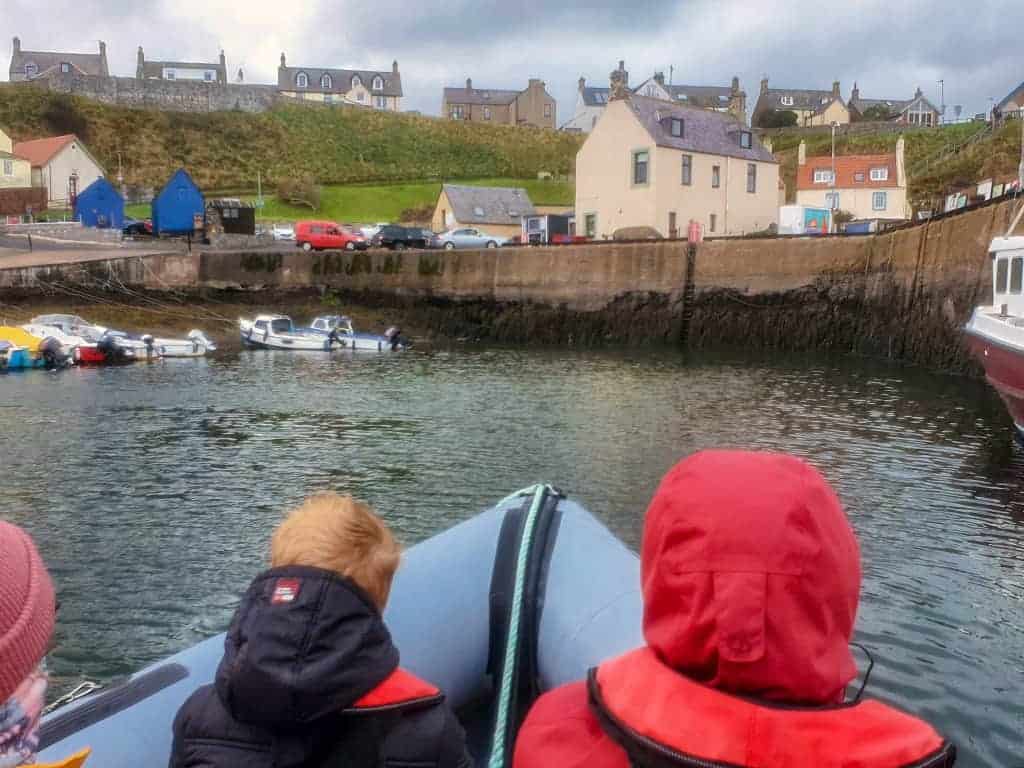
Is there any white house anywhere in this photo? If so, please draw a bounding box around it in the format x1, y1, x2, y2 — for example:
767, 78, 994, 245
13, 134, 106, 207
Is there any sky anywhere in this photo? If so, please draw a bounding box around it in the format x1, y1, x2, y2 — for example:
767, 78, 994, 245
2, 0, 1022, 123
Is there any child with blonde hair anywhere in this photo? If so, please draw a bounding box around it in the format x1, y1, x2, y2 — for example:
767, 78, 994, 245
170, 493, 470, 768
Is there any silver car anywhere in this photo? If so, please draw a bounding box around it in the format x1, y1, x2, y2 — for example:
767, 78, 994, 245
436, 228, 506, 250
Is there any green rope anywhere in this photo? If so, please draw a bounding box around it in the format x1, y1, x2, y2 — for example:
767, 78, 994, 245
487, 483, 549, 768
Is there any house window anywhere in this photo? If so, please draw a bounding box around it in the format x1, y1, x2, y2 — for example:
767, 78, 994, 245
712, 165, 720, 188
321, 73, 332, 89
372, 76, 384, 91
813, 169, 834, 184
681, 154, 692, 186
296, 72, 308, 88
544, 103, 552, 117
826, 191, 840, 209
60, 62, 70, 73
484, 106, 492, 120
780, 95, 794, 106
1012, 257, 1024, 294
996, 258, 1009, 293
584, 213, 597, 238
204, 71, 213, 81
746, 163, 757, 193
24, 62, 38, 77
670, 118, 684, 137
166, 70, 176, 80
357, 92, 365, 102
351, 74, 362, 89
633, 150, 649, 186
870, 167, 889, 181
854, 171, 865, 182
739, 131, 752, 149
645, 85, 657, 96
2, 160, 12, 176
450, 105, 465, 119
375, 95, 387, 109
872, 191, 887, 211
709, 213, 717, 232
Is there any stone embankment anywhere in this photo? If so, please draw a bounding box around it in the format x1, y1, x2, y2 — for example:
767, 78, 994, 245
1, 198, 1019, 373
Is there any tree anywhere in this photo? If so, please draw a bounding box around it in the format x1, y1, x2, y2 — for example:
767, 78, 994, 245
860, 105, 893, 122
757, 109, 798, 128
276, 175, 321, 210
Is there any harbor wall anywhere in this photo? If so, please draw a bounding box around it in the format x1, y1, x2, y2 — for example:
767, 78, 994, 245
1, 198, 1018, 371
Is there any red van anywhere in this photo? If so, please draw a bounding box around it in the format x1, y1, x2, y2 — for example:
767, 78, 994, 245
294, 221, 367, 251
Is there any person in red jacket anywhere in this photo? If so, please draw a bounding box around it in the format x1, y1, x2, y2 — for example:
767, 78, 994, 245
513, 450, 956, 768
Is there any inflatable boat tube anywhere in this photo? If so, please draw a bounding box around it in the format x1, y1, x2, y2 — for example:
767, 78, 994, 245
36, 487, 643, 767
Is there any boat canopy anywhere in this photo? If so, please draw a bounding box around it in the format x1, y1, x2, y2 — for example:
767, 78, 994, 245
991, 236, 1024, 315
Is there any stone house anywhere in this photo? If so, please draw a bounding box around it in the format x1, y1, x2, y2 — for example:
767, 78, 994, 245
136, 47, 227, 84
752, 78, 850, 127
277, 54, 402, 111
442, 79, 556, 129
848, 84, 941, 126
994, 80, 1024, 120
794, 138, 909, 221
432, 184, 536, 237
0, 128, 32, 190
575, 73, 780, 239
8, 36, 108, 81
13, 134, 105, 207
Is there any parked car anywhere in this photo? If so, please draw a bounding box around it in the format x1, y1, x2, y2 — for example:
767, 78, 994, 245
436, 228, 507, 250
410, 228, 440, 248
371, 225, 428, 250
122, 218, 153, 237
360, 222, 391, 240
295, 220, 368, 251
272, 223, 295, 241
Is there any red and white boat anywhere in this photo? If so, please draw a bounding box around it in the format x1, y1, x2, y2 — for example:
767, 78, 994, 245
964, 235, 1024, 437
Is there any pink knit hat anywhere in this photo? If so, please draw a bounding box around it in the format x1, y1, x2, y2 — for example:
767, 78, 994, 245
0, 521, 55, 702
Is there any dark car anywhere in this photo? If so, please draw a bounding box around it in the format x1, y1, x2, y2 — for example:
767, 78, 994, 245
122, 218, 153, 237
371, 225, 428, 250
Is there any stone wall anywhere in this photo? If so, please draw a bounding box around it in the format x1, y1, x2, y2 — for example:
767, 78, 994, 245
0, 187, 48, 216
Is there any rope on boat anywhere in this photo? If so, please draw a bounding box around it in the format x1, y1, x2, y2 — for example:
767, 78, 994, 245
487, 483, 552, 768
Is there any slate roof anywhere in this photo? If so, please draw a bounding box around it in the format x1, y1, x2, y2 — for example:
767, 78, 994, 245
581, 86, 610, 106
663, 84, 732, 109
142, 60, 225, 79
850, 94, 939, 118
444, 87, 521, 106
10, 48, 106, 79
442, 184, 536, 226
629, 95, 776, 163
995, 80, 1024, 112
12, 134, 76, 166
756, 88, 840, 116
278, 66, 402, 97
796, 154, 899, 190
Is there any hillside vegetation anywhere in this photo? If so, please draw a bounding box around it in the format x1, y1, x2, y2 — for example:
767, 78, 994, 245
0, 86, 582, 190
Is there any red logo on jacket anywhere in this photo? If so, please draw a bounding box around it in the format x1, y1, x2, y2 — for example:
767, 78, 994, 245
271, 578, 301, 605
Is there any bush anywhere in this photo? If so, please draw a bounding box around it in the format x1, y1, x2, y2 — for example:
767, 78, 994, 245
42, 94, 89, 141
860, 105, 893, 122
276, 175, 321, 210
758, 110, 798, 128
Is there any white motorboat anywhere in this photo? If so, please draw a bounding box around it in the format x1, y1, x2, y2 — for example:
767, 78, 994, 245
239, 314, 346, 351
20, 323, 88, 361
31, 314, 215, 359
147, 330, 217, 358
308, 315, 408, 351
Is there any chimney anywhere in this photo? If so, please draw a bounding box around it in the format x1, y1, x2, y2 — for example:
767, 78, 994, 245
219, 49, 226, 72
617, 59, 629, 87
99, 40, 107, 74
609, 62, 630, 101
654, 71, 665, 86
851, 81, 859, 103
832, 80, 840, 98
728, 78, 747, 125
136, 45, 144, 79
392, 60, 399, 74
578, 76, 586, 91
760, 76, 769, 95
798, 140, 806, 167
914, 86, 922, 99
896, 134, 906, 188
237, 67, 244, 83
466, 77, 473, 91
280, 52, 286, 69
731, 75, 740, 94
12, 36, 20, 54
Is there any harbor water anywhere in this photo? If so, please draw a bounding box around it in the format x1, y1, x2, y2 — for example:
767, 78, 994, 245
0, 346, 1021, 766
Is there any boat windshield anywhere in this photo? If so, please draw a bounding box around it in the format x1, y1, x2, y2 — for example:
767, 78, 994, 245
270, 318, 294, 334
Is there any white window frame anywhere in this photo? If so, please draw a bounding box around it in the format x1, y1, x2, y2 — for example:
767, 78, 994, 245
544, 103, 552, 118
584, 213, 597, 238
321, 73, 332, 89
166, 70, 176, 80
869, 167, 889, 181
483, 106, 492, 120
296, 72, 308, 89
633, 149, 650, 187
872, 191, 887, 211
681, 154, 692, 186
670, 118, 683, 138
60, 62, 70, 73
813, 169, 834, 184
24, 62, 38, 77
351, 74, 362, 89
2, 159, 13, 176
740, 131, 752, 149
711, 165, 720, 188
372, 76, 384, 91
204, 71, 214, 82
746, 163, 757, 193
780, 95, 794, 106
375, 95, 387, 110
826, 191, 840, 210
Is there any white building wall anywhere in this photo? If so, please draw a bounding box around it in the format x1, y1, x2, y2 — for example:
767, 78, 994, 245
44, 142, 105, 207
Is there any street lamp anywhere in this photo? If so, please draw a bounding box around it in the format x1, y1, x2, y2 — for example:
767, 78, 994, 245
937, 79, 944, 125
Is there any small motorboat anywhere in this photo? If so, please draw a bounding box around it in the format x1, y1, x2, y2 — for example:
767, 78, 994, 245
0, 326, 71, 369
20, 323, 87, 362
239, 314, 346, 351
964, 235, 1024, 437
146, 330, 217, 358
31, 315, 216, 360
35, 487, 641, 768
308, 314, 408, 351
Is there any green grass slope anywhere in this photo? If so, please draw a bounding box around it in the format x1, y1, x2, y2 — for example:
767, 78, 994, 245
0, 86, 582, 190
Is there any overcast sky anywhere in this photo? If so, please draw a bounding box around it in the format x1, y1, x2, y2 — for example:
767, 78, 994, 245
3, 0, 1021, 122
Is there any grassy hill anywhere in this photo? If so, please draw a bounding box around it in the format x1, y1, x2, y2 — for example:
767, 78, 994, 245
0, 86, 582, 190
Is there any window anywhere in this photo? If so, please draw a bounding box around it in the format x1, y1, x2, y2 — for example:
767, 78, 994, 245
584, 213, 597, 238
709, 213, 717, 232
872, 191, 887, 211
204, 71, 213, 81
372, 76, 384, 91
813, 169, 834, 184
321, 73, 332, 89
711, 165, 720, 188
826, 192, 840, 209
746, 163, 757, 193
2, 160, 12, 176
544, 103, 552, 118
24, 62, 37, 77
1012, 258, 1024, 294
681, 154, 692, 186
739, 131, 752, 149
854, 171, 865, 183
450, 105, 465, 119
870, 167, 889, 181
356, 92, 365, 102
780, 95, 794, 106
644, 85, 657, 96
351, 75, 362, 89
296, 72, 308, 88
166, 70, 176, 80
484, 106, 491, 120
375, 95, 387, 109
633, 150, 649, 186
670, 118, 684, 137
60, 62, 70, 73
996, 258, 1009, 293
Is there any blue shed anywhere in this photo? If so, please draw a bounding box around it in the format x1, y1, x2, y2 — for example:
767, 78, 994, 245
152, 169, 204, 235
74, 178, 124, 229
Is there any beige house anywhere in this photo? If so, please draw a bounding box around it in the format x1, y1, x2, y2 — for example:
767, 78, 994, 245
432, 184, 536, 238
9, 36, 108, 81
13, 134, 105, 207
575, 85, 780, 239
443, 79, 556, 130
752, 79, 851, 127
0, 129, 32, 189
136, 46, 227, 83
277, 54, 402, 111
795, 137, 909, 221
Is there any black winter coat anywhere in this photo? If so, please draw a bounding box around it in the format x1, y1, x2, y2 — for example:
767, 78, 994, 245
169, 565, 471, 768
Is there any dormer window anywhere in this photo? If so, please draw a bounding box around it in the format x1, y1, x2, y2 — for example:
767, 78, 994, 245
813, 169, 834, 184
372, 76, 384, 91
351, 74, 362, 89
321, 73, 332, 89
24, 62, 38, 77
739, 131, 752, 149
670, 118, 684, 138
60, 62, 70, 73
780, 95, 794, 106
870, 167, 889, 181
296, 71, 308, 88
820, 96, 829, 104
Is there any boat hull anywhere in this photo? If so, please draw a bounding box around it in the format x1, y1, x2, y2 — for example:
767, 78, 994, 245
965, 327, 1024, 436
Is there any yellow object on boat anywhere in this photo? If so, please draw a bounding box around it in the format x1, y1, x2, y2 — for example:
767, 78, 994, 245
0, 325, 44, 354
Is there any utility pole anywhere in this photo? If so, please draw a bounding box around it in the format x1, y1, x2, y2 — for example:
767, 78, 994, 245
938, 79, 944, 124
669, 65, 674, 86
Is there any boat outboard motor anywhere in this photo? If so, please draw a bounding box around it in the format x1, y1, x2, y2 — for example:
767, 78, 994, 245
384, 326, 407, 350
39, 337, 69, 369
186, 330, 216, 352
141, 334, 156, 359
97, 335, 135, 364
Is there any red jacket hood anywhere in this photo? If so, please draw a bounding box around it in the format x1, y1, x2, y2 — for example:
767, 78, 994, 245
641, 450, 861, 704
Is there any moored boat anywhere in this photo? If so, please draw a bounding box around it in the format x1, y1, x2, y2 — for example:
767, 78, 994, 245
239, 314, 347, 351
0, 326, 71, 369
308, 314, 408, 351
31, 314, 215, 360
147, 330, 217, 358
964, 235, 1024, 437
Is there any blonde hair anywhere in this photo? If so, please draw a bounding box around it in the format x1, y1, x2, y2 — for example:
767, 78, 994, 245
270, 493, 401, 609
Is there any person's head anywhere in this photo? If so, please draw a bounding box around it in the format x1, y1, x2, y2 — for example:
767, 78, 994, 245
641, 450, 861, 705
0, 521, 56, 702
270, 493, 400, 610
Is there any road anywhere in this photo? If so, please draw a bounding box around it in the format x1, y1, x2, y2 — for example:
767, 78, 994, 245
0, 235, 185, 269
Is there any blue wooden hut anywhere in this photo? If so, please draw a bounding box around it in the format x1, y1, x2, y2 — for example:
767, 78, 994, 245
152, 169, 204, 235
73, 178, 124, 229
